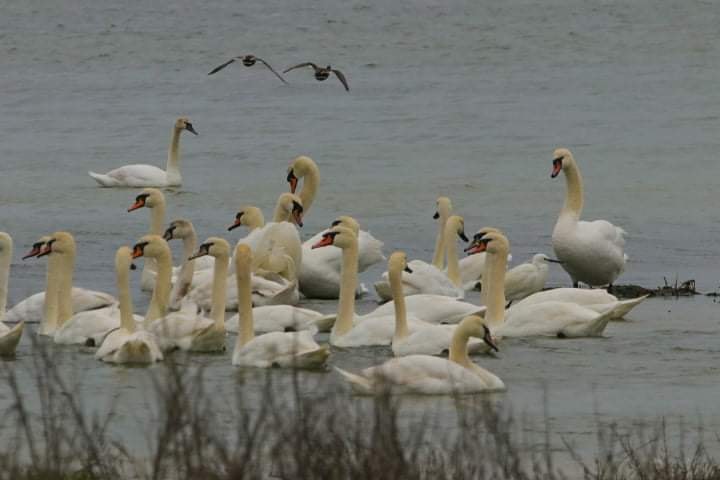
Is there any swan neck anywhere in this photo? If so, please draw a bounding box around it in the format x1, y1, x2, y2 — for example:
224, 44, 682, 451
272, 204, 288, 223
166, 127, 182, 184
448, 321, 473, 368
117, 260, 135, 333
0, 243, 11, 319
431, 213, 448, 269
484, 249, 508, 329
57, 250, 76, 328
235, 257, 255, 347
210, 253, 229, 330
390, 267, 409, 341
561, 159, 583, 219
444, 224, 461, 287
333, 242, 359, 337
298, 166, 319, 215
170, 234, 196, 306
42, 256, 61, 332
145, 250, 172, 322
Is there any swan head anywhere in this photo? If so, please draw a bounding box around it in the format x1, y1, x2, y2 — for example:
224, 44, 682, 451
534, 253, 562, 265
190, 237, 230, 260
433, 196, 452, 220
388, 251, 413, 275
464, 227, 502, 254
551, 148, 574, 178
460, 315, 499, 353
276, 193, 304, 227
445, 215, 469, 242
38, 232, 75, 257
465, 231, 509, 257
228, 206, 264, 231
286, 155, 318, 194
23, 236, 51, 260
131, 235, 170, 260
175, 117, 198, 135
115, 246, 135, 272
128, 188, 165, 212
329, 216, 360, 235
163, 219, 195, 241
311, 226, 356, 250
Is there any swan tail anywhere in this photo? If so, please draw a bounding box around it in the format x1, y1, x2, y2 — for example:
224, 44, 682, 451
586, 308, 614, 337
296, 345, 330, 368
611, 295, 648, 320
88, 171, 116, 187
0, 322, 24, 357
313, 314, 336, 333
116, 339, 154, 364
334, 367, 375, 395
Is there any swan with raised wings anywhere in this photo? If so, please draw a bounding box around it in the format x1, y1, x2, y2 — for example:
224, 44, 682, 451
286, 156, 385, 299
335, 315, 504, 395
374, 215, 468, 301
4, 238, 116, 326
232, 244, 329, 368
0, 233, 24, 356
468, 231, 615, 338
89, 117, 197, 187
550, 148, 627, 287
95, 247, 163, 364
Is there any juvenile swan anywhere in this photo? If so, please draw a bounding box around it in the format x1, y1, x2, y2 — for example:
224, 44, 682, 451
89, 117, 197, 187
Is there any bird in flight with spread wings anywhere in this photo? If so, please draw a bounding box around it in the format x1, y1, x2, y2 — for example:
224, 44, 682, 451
208, 54, 288, 84
282, 62, 349, 91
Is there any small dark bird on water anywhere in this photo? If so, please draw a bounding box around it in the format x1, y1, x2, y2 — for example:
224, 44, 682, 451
208, 54, 288, 84
282, 62, 349, 91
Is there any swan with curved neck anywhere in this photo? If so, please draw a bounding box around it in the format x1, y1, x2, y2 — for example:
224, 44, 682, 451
89, 117, 198, 187
95, 247, 163, 364
335, 315, 505, 395
374, 215, 468, 301
128, 188, 166, 291
285, 159, 386, 299
232, 244, 329, 368
432, 196, 452, 268
0, 233, 24, 356
550, 148, 627, 287
469, 231, 616, 338
312, 227, 431, 347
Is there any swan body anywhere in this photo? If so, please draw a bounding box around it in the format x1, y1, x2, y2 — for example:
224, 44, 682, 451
4, 288, 115, 325
226, 305, 322, 334
89, 117, 197, 187
550, 148, 627, 287
374, 215, 468, 301
232, 244, 328, 369
336, 315, 504, 395
513, 288, 647, 320
359, 294, 485, 325
490, 253, 551, 303
0, 233, 24, 356
285, 157, 385, 299
95, 247, 162, 364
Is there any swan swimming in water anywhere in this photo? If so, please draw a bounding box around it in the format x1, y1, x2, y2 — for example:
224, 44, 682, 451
89, 117, 198, 188
550, 148, 627, 287
0, 233, 24, 356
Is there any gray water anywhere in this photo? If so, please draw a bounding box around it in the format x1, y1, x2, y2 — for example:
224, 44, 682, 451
2, 0, 720, 465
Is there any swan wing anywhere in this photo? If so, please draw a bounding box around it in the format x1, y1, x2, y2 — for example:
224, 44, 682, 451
0, 322, 24, 356
5, 287, 116, 324
232, 331, 327, 368
363, 295, 483, 325
89, 164, 168, 187
53, 306, 121, 345
499, 301, 613, 338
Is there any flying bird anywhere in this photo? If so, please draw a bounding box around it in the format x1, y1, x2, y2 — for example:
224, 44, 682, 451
208, 54, 288, 84
282, 62, 349, 91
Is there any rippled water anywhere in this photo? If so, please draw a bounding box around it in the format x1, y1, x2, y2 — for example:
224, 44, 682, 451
1, 0, 719, 462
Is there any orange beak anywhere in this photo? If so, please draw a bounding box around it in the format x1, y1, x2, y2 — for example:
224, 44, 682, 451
131, 246, 144, 258
551, 158, 562, 178
228, 218, 243, 231
22, 245, 43, 260
312, 235, 334, 249
465, 242, 487, 255
37, 245, 52, 257
128, 199, 145, 212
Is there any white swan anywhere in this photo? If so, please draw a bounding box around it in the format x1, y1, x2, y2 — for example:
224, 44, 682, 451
0, 233, 24, 356
89, 117, 198, 187
4, 238, 116, 326
136, 235, 225, 352
551, 148, 627, 287
312, 226, 432, 347
300, 216, 385, 299
513, 288, 647, 320
286, 156, 385, 299
33, 232, 124, 345
95, 247, 163, 364
127, 188, 167, 291
476, 253, 553, 304
374, 215, 468, 301
232, 244, 329, 369
226, 305, 324, 334
472, 231, 615, 338
335, 315, 504, 395
385, 252, 489, 356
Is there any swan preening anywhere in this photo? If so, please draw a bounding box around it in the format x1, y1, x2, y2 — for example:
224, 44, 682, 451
89, 117, 197, 188
551, 148, 627, 287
